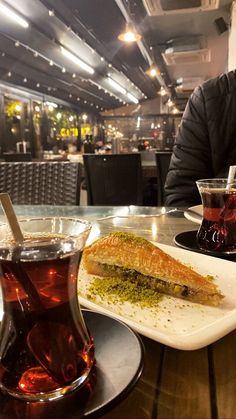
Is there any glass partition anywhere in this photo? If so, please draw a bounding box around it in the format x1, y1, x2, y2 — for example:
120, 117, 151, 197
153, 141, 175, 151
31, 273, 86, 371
103, 114, 182, 152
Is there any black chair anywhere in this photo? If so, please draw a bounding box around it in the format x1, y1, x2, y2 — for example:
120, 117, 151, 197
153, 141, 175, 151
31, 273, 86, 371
0, 161, 82, 205
155, 152, 172, 206
83, 153, 143, 205
3, 152, 32, 162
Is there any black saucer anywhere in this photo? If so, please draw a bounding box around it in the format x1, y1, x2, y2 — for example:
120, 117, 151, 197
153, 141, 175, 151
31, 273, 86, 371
174, 230, 236, 261
0, 310, 144, 419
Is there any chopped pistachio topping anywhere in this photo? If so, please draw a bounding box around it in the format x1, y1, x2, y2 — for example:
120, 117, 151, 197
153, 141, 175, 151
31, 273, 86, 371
206, 275, 215, 281
111, 231, 152, 247
87, 276, 163, 308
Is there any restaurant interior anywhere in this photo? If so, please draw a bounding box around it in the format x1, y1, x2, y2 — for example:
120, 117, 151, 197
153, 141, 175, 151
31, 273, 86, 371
0, 1, 236, 419
0, 0, 232, 159
0, 0, 233, 204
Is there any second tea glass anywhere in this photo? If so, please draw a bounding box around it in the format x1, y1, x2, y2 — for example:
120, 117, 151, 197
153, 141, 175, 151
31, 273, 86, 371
196, 178, 236, 252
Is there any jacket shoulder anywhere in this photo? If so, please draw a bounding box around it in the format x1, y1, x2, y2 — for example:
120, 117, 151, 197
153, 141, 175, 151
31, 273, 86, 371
199, 70, 236, 99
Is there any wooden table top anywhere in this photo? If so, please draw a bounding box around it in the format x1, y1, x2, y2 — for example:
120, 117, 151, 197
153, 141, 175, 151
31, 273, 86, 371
0, 205, 235, 419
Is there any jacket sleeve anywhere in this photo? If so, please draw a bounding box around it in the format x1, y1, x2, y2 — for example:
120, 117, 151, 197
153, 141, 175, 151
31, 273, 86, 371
164, 85, 214, 207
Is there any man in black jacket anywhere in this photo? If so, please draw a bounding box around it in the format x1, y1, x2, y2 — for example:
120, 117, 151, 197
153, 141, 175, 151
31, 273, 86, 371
164, 70, 236, 207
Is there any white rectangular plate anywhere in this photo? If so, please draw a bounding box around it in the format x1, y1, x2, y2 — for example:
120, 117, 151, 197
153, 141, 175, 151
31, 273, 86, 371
78, 243, 236, 350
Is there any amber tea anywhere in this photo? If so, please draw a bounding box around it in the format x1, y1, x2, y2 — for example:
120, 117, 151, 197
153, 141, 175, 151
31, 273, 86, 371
196, 180, 236, 252
0, 218, 93, 402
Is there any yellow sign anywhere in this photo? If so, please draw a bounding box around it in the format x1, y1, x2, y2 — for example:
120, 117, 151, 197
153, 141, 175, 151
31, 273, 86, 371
60, 127, 78, 137
81, 127, 91, 138
81, 125, 91, 137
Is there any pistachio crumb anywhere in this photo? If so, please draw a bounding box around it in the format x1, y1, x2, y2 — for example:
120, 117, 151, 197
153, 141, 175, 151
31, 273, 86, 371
88, 276, 163, 308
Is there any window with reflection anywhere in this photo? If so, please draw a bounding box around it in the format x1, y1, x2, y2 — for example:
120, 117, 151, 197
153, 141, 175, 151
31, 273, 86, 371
4, 98, 23, 151
44, 102, 79, 153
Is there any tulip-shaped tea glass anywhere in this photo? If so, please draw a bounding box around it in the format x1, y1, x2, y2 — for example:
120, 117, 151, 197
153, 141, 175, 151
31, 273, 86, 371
0, 217, 94, 401
196, 179, 236, 252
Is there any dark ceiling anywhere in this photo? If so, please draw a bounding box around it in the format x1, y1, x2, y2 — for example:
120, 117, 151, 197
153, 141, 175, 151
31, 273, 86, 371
0, 0, 233, 113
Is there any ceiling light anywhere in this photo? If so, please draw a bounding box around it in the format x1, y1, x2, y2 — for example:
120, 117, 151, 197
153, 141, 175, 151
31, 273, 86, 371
61, 47, 94, 75
167, 99, 174, 107
145, 66, 160, 78
127, 92, 139, 104
172, 107, 179, 114
158, 86, 167, 96
45, 101, 57, 108
107, 77, 126, 95
118, 22, 142, 43
0, 3, 29, 28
